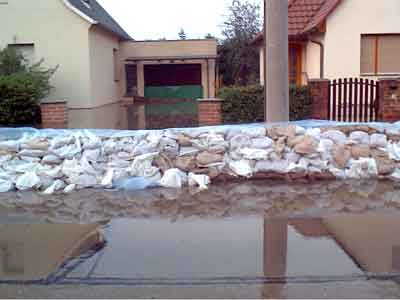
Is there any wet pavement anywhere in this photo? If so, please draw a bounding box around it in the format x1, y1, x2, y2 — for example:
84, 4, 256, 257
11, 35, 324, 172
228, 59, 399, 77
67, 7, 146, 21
1, 181, 400, 298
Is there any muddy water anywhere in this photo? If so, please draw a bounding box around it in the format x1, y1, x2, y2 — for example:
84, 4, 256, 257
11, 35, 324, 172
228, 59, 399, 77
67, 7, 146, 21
1, 180, 400, 298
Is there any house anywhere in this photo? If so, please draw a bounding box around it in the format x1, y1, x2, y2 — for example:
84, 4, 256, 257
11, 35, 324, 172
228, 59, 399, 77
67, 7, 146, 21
0, 0, 217, 129
252, 0, 400, 85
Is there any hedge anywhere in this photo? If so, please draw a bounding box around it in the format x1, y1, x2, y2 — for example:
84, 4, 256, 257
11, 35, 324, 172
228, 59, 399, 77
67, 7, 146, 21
219, 84, 312, 124
0, 73, 42, 126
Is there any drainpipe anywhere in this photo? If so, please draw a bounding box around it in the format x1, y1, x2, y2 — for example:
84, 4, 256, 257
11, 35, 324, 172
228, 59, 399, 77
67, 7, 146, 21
310, 39, 324, 79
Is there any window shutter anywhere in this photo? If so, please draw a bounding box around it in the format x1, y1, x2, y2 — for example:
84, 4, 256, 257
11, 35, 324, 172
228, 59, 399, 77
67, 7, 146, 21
378, 35, 400, 74
360, 35, 375, 74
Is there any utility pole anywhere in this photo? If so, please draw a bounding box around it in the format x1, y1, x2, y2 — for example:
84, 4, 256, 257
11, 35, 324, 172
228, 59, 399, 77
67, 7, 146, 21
264, 0, 289, 122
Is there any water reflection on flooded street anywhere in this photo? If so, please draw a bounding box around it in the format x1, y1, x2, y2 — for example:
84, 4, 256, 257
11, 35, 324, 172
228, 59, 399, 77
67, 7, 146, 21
1, 180, 400, 298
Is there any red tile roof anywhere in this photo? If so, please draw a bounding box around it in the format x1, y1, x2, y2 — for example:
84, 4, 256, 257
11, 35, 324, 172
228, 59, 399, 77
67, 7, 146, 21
252, 0, 341, 44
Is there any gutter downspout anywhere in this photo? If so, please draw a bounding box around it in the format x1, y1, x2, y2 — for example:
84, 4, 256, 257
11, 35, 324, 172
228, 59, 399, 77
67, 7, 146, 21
310, 39, 324, 79
62, 0, 98, 24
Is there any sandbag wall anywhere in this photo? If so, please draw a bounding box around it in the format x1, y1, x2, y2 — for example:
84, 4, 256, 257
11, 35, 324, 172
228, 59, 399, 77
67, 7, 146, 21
0, 124, 400, 195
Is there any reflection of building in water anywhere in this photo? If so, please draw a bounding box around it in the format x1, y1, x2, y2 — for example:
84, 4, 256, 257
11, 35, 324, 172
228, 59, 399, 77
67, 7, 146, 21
324, 213, 400, 274
262, 213, 400, 298
0, 224, 103, 281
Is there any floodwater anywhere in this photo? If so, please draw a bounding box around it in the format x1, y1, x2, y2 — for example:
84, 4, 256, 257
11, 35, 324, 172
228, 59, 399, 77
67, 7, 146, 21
2, 180, 400, 298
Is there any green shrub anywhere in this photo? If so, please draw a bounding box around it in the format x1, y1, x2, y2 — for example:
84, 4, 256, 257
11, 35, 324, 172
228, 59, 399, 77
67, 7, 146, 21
0, 47, 57, 126
219, 84, 312, 124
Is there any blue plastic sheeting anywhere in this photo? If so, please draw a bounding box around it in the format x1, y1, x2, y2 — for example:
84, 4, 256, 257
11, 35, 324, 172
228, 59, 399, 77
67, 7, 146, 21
1, 120, 400, 141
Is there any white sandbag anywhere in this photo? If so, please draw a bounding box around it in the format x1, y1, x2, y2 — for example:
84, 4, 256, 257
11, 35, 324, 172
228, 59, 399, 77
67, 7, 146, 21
20, 156, 41, 163
229, 160, 253, 178
188, 173, 210, 191
254, 160, 289, 174
349, 131, 370, 145
80, 156, 98, 176
284, 151, 301, 164
0, 154, 12, 164
238, 148, 271, 161
251, 137, 273, 149
179, 147, 199, 157
115, 177, 159, 191
159, 168, 188, 188
62, 159, 83, 178
0, 140, 20, 152
108, 160, 131, 168
82, 149, 101, 162
38, 165, 63, 179
345, 158, 378, 179
321, 130, 346, 145
82, 130, 102, 150
130, 152, 159, 178
328, 166, 347, 179
287, 158, 309, 173
0, 179, 13, 193
18, 149, 46, 158
370, 134, 388, 148
63, 184, 76, 194
50, 135, 74, 149
21, 139, 49, 151
230, 134, 251, 150
225, 128, 243, 140
42, 155, 62, 165
246, 127, 267, 138
305, 128, 321, 140
52, 144, 81, 159
16, 172, 41, 191
295, 126, 306, 135
42, 180, 66, 195
103, 140, 118, 154
388, 142, 400, 161
68, 174, 98, 188
4, 160, 40, 174
159, 137, 179, 157
101, 168, 114, 188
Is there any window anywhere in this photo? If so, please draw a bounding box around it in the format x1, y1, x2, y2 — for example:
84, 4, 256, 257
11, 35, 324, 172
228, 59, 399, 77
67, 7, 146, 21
125, 64, 137, 96
361, 34, 400, 75
113, 49, 119, 82
8, 43, 34, 64
289, 44, 302, 86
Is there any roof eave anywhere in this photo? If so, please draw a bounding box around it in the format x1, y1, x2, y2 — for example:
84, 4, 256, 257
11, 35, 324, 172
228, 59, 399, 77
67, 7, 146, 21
62, 0, 98, 24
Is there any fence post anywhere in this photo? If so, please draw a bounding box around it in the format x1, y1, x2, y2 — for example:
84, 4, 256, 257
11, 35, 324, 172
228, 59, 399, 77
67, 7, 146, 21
378, 78, 400, 122
197, 98, 223, 126
308, 79, 330, 120
40, 101, 68, 129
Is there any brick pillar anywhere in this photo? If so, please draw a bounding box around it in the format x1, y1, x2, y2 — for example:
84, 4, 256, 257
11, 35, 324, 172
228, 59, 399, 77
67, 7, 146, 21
308, 79, 330, 120
198, 98, 223, 126
40, 101, 68, 129
378, 78, 400, 122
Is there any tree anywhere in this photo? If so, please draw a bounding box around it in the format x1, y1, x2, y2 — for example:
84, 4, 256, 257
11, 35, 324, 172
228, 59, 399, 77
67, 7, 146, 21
219, 0, 262, 86
0, 47, 57, 126
178, 28, 187, 40
204, 33, 215, 39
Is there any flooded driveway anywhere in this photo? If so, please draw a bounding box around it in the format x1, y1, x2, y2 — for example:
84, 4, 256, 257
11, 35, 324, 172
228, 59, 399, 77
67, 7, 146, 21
1, 180, 400, 298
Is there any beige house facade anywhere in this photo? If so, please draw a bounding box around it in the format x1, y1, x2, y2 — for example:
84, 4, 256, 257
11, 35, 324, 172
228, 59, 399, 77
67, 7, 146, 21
253, 0, 400, 85
0, 0, 217, 129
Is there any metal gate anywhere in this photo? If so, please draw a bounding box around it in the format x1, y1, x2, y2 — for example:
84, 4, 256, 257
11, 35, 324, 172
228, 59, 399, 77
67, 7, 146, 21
329, 78, 380, 122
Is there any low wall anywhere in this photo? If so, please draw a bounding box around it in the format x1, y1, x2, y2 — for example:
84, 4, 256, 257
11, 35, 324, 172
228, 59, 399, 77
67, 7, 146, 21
1, 121, 400, 195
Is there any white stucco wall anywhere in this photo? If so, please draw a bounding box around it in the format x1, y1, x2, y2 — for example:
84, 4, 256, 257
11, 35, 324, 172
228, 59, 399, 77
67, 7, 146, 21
305, 35, 325, 80
89, 26, 120, 108
0, 0, 92, 108
324, 0, 400, 80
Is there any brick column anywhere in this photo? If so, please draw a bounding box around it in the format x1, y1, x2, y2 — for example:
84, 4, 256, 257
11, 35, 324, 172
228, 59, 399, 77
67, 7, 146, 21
378, 78, 400, 122
308, 79, 330, 120
40, 101, 68, 129
198, 98, 223, 126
